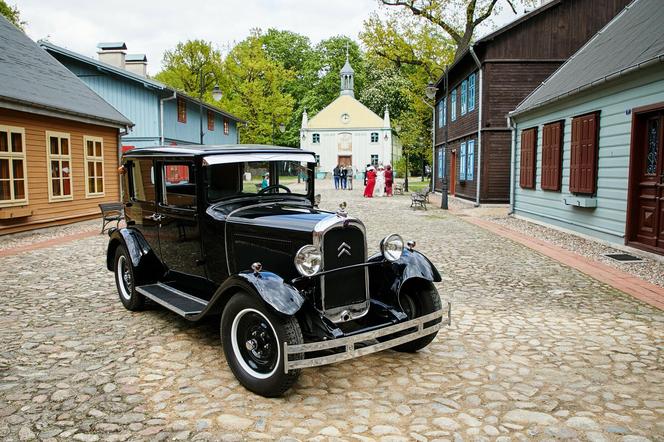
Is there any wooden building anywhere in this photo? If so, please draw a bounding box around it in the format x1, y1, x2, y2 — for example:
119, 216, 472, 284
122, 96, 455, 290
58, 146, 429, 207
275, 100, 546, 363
432, 0, 630, 204
0, 16, 133, 234
509, 0, 664, 256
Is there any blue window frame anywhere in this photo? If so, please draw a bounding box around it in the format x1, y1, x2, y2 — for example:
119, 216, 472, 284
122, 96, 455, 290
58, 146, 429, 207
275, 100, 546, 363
437, 100, 445, 127
461, 80, 468, 115
438, 147, 445, 178
466, 140, 475, 181
451, 89, 457, 121
460, 141, 467, 180
468, 73, 476, 112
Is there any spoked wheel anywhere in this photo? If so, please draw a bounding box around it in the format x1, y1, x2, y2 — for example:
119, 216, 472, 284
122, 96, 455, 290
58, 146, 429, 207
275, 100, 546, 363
391, 282, 442, 353
113, 246, 145, 311
221, 292, 303, 397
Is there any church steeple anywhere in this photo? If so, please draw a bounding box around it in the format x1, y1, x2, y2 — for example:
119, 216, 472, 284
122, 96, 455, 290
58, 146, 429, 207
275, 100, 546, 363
340, 42, 355, 98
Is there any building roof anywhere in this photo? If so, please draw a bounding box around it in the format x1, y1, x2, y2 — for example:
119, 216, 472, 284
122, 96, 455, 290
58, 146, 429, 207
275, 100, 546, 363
39, 40, 245, 123
307, 95, 384, 129
511, 0, 664, 116
0, 16, 132, 128
125, 54, 147, 62
97, 42, 126, 50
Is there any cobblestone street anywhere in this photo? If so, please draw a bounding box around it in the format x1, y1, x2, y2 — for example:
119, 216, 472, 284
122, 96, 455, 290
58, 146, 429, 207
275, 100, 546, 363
0, 180, 662, 442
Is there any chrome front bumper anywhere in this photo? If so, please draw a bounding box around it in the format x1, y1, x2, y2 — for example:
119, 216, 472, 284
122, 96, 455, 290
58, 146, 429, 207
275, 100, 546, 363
284, 301, 451, 373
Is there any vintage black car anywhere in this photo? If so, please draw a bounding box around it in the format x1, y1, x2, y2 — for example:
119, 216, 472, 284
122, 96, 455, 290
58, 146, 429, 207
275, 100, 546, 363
107, 145, 450, 397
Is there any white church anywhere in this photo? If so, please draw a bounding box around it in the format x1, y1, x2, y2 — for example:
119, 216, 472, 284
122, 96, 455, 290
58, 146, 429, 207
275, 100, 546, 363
300, 53, 401, 175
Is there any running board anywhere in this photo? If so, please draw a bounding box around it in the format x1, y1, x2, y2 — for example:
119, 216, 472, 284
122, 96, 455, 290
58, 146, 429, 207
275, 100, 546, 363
135, 283, 207, 318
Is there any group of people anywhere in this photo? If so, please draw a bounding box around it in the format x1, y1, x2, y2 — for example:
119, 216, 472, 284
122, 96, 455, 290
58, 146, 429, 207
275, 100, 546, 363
332, 164, 355, 190
363, 164, 394, 198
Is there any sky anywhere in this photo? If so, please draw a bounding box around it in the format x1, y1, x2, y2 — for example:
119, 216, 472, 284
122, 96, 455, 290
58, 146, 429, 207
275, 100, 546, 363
16, 0, 529, 76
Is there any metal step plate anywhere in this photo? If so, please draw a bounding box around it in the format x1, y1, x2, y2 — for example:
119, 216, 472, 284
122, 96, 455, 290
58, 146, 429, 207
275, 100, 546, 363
135, 283, 207, 317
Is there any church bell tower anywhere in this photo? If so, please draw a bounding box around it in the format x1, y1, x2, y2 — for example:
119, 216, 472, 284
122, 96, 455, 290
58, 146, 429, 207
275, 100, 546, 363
340, 44, 355, 98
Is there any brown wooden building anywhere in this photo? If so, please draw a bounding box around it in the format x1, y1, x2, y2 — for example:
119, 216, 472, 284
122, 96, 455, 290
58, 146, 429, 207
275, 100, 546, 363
0, 16, 132, 234
432, 0, 631, 204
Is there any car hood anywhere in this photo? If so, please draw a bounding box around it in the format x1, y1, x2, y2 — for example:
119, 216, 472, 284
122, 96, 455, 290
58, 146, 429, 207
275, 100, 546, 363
225, 203, 334, 232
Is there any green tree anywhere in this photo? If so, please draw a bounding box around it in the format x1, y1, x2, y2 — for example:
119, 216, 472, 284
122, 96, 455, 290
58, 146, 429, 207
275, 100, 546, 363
0, 1, 25, 30
218, 30, 295, 145
154, 39, 223, 102
359, 64, 412, 121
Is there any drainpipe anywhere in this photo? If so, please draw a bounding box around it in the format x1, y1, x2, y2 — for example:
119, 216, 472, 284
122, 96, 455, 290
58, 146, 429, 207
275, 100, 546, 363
469, 45, 482, 207
508, 115, 517, 215
160, 91, 177, 145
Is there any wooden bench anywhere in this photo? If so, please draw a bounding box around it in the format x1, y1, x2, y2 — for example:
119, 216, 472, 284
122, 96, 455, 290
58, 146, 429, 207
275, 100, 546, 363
410, 192, 427, 210
394, 183, 404, 195
99, 202, 124, 233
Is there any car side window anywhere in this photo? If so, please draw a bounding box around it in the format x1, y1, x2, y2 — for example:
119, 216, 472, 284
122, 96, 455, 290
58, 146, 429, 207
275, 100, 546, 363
162, 163, 196, 209
129, 159, 155, 202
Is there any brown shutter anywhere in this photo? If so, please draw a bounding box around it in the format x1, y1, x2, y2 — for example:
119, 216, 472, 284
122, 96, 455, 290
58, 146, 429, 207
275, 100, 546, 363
541, 121, 563, 191
519, 127, 537, 189
570, 113, 598, 194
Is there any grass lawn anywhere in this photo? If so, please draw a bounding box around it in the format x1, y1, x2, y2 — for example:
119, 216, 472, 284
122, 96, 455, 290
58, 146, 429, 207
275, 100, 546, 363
398, 177, 431, 192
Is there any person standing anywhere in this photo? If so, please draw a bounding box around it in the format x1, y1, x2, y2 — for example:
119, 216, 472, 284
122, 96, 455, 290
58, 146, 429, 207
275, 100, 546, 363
363, 166, 376, 197
374, 165, 386, 197
345, 165, 354, 190
384, 165, 394, 197
363, 164, 370, 186
340, 165, 348, 190
333, 164, 341, 190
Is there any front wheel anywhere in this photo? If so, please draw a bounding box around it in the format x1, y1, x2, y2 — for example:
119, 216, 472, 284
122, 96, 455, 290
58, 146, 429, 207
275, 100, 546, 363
391, 282, 442, 353
221, 292, 303, 397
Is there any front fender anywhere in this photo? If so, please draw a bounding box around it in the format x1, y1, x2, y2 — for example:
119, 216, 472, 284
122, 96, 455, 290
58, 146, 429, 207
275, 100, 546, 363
106, 228, 163, 283
209, 272, 305, 317
368, 249, 441, 304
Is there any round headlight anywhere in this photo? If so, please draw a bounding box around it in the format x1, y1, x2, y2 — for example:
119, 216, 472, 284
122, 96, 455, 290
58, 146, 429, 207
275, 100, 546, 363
380, 233, 404, 262
294, 244, 322, 277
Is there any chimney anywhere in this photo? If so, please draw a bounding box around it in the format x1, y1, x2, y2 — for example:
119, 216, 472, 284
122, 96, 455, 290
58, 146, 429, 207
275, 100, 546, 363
125, 54, 148, 77
97, 42, 127, 69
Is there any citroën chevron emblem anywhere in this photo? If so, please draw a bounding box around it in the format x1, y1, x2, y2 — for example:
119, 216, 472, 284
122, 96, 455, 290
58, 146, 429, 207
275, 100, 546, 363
337, 242, 351, 258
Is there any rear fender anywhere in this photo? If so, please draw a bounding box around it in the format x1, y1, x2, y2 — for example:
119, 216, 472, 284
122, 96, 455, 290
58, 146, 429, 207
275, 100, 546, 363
106, 228, 163, 284
207, 272, 305, 318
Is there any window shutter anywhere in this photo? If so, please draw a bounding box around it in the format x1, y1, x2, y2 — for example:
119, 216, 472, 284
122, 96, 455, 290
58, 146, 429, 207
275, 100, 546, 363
519, 128, 537, 189
541, 121, 563, 191
569, 113, 599, 194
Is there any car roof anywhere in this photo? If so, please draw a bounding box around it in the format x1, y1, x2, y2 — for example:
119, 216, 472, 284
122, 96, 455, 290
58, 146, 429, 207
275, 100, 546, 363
123, 144, 316, 158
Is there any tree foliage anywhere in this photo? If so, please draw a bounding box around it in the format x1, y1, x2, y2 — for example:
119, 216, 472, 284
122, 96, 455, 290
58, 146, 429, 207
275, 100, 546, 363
0, 1, 25, 30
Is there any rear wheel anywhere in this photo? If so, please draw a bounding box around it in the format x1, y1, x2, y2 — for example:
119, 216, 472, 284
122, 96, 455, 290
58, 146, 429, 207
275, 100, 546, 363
113, 246, 145, 311
221, 292, 303, 397
392, 282, 442, 353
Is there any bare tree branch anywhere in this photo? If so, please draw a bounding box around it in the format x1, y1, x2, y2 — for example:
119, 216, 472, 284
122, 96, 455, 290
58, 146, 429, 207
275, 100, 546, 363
381, 0, 463, 44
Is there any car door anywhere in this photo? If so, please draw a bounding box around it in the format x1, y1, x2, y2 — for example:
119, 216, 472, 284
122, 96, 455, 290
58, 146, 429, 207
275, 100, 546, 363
156, 160, 207, 279
125, 158, 160, 249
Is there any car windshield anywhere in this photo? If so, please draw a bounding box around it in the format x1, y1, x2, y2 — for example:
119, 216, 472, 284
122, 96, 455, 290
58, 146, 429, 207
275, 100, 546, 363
206, 160, 313, 202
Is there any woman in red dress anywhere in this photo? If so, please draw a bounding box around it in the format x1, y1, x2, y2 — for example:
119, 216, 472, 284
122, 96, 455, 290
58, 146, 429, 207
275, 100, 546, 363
363, 166, 376, 197
384, 165, 394, 196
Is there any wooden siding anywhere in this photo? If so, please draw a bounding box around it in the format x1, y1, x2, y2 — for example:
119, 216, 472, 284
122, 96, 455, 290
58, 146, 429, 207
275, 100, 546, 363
163, 98, 238, 145
512, 65, 664, 245
481, 131, 512, 202
0, 108, 120, 234
483, 0, 631, 60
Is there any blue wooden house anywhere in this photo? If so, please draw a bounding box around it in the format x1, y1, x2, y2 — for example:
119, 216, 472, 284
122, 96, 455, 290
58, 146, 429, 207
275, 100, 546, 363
509, 0, 664, 256
39, 41, 243, 151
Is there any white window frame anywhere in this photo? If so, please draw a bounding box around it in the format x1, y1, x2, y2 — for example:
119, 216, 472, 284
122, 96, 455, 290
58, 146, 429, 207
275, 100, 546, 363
0, 125, 28, 208
83, 135, 105, 198
371, 154, 379, 166
370, 132, 379, 143
46, 131, 73, 202
312, 133, 320, 144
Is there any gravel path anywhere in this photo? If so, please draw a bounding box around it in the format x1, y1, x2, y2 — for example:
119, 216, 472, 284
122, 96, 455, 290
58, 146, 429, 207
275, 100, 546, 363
0, 220, 100, 251
0, 180, 662, 441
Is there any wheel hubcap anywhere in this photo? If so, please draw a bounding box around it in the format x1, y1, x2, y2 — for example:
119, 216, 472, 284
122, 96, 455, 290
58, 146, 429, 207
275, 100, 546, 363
231, 308, 280, 379
117, 255, 132, 301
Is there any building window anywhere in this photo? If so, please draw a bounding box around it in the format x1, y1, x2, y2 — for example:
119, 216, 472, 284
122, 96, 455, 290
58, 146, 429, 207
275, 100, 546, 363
177, 97, 187, 123
370, 132, 379, 143
46, 131, 73, 201
519, 127, 537, 189
371, 154, 379, 166
451, 88, 457, 121
315, 154, 320, 166
461, 80, 468, 115
437, 148, 445, 178
438, 100, 446, 128
84, 136, 104, 197
207, 111, 214, 131
541, 121, 563, 191
570, 112, 599, 194
313, 133, 320, 144
223, 117, 229, 135
468, 73, 476, 112
466, 139, 475, 181
460, 142, 467, 180
0, 126, 27, 206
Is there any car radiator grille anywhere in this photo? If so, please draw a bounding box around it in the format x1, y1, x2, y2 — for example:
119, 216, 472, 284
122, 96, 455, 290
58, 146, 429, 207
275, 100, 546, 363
321, 227, 367, 311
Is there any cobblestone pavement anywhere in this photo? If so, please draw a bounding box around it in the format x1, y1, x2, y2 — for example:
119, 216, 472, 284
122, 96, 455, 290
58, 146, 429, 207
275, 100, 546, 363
0, 180, 662, 442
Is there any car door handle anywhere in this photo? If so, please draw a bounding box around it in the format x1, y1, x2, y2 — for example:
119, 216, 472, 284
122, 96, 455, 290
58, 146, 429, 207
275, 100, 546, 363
149, 213, 164, 222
